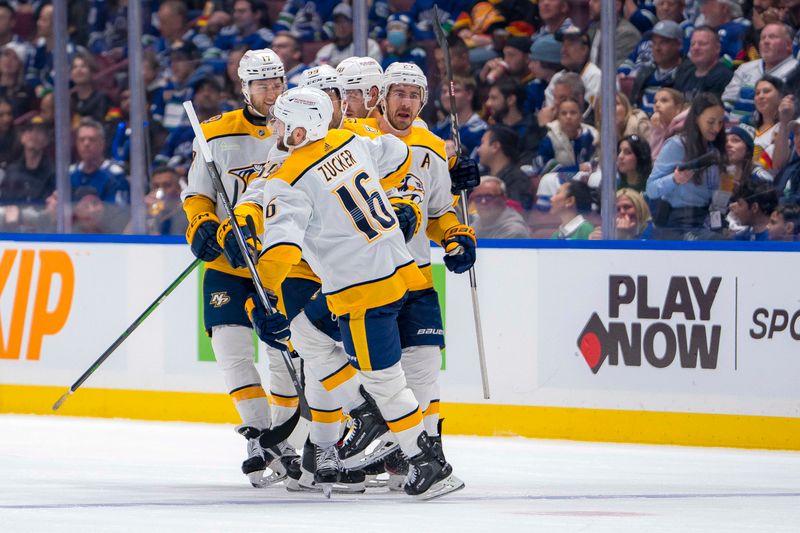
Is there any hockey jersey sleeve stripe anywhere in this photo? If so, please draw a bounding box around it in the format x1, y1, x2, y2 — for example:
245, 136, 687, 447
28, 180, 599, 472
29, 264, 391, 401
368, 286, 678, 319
379, 144, 412, 190
347, 309, 373, 371
320, 361, 358, 392
324, 261, 426, 316
386, 407, 424, 433
230, 383, 268, 402
426, 211, 461, 245
310, 407, 344, 424
269, 392, 299, 408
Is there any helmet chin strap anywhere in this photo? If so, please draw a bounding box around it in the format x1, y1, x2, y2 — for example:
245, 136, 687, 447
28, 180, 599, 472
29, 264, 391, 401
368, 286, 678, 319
379, 101, 412, 136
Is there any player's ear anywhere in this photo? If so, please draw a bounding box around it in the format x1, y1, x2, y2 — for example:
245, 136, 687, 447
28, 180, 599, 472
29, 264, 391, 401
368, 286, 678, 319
293, 127, 307, 144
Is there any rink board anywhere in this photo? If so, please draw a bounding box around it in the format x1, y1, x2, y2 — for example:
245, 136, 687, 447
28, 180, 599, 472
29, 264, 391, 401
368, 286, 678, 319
0, 236, 799, 450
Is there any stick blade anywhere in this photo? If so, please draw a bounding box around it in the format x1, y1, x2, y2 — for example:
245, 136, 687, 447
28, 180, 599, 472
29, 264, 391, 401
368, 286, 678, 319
52, 391, 71, 411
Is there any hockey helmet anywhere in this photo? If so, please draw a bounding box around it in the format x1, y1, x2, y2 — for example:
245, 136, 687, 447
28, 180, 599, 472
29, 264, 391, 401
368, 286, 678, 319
272, 87, 333, 150
238, 48, 286, 110
382, 62, 428, 108
299, 65, 347, 127
336, 57, 384, 112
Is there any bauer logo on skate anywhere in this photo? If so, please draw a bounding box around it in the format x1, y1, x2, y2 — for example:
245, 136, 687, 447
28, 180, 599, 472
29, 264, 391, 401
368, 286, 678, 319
0, 249, 74, 360
576, 275, 722, 374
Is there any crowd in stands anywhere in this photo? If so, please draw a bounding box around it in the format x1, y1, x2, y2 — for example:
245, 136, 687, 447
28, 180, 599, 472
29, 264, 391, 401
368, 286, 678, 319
0, 0, 800, 242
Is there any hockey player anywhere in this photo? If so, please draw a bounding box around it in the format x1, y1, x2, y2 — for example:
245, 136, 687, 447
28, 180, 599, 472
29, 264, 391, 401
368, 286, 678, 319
341, 62, 479, 487
246, 86, 464, 499
336, 57, 384, 119
181, 48, 300, 488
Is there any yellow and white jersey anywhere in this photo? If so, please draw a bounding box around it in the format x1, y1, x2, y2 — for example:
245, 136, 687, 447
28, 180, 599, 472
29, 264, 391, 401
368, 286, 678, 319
343, 118, 458, 291
260, 129, 425, 316
182, 107, 274, 278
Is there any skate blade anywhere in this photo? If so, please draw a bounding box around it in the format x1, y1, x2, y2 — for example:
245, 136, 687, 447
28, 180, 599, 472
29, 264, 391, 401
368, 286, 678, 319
364, 474, 388, 489
387, 474, 406, 492
246, 459, 288, 488
321, 483, 333, 499
341, 438, 399, 470
415, 474, 465, 501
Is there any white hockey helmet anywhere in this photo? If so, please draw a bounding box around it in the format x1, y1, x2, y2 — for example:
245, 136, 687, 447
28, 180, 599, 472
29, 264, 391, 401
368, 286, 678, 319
271, 87, 333, 150
238, 48, 286, 109
299, 65, 347, 127
336, 57, 384, 110
382, 62, 428, 108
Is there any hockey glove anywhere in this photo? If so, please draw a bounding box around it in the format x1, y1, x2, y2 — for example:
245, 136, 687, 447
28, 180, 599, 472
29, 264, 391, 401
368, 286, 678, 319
449, 156, 480, 195
390, 197, 422, 242
442, 224, 476, 274
186, 212, 223, 262
217, 214, 262, 269
245, 293, 291, 351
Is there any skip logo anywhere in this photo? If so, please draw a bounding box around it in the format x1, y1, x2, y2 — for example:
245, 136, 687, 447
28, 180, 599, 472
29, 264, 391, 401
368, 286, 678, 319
209, 292, 231, 308
0, 249, 74, 360
576, 275, 722, 373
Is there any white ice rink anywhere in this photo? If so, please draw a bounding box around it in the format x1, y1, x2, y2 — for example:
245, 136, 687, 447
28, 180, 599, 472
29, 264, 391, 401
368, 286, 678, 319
1, 414, 799, 532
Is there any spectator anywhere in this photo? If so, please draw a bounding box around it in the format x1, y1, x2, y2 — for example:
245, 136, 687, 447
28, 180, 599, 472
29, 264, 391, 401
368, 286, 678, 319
539, 72, 591, 128
155, 77, 222, 173
727, 179, 778, 240
25, 3, 84, 97
646, 92, 725, 239
150, 0, 211, 65
142, 49, 168, 125
71, 185, 122, 234
477, 124, 534, 209
0, 1, 28, 50
742, 0, 783, 61
381, 13, 426, 72
37, 90, 54, 128
618, 134, 654, 192
631, 20, 685, 115
694, 0, 750, 68
451, 1, 506, 51
545, 26, 601, 111
70, 118, 129, 205
534, 96, 598, 176
589, 188, 654, 239
722, 125, 774, 197
649, 87, 688, 158
587, 0, 642, 68
468, 176, 531, 238
674, 26, 733, 100
0, 43, 34, 116
751, 75, 785, 170
532, 0, 573, 41
432, 76, 488, 159
0, 116, 53, 206
434, 34, 473, 80
767, 203, 800, 241
70, 53, 110, 124
315, 4, 382, 68
549, 180, 596, 239
614, 93, 652, 142
144, 166, 188, 236
222, 46, 247, 107
161, 42, 205, 131
618, 0, 688, 77
272, 33, 308, 88
525, 34, 562, 115
272, 0, 337, 42
368, 0, 438, 41
0, 97, 21, 167
486, 77, 535, 154
479, 36, 534, 86
87, 0, 128, 57
773, 115, 800, 201
722, 22, 796, 125
213, 0, 273, 52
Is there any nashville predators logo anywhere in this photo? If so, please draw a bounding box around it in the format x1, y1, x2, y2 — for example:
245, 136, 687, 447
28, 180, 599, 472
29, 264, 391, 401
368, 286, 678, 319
228, 163, 267, 185
209, 292, 231, 308
399, 172, 425, 205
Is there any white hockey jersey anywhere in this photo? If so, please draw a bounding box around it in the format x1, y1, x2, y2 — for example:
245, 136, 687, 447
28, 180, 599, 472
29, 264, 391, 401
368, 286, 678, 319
258, 128, 425, 316
343, 118, 459, 291
182, 107, 273, 278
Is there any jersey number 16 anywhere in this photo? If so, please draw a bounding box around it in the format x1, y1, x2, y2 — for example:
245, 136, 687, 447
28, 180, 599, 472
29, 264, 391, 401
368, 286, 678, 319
333, 171, 397, 242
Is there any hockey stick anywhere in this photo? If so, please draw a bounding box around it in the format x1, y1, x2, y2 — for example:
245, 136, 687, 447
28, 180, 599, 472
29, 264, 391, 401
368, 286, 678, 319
183, 101, 310, 420
433, 5, 490, 399
52, 258, 202, 411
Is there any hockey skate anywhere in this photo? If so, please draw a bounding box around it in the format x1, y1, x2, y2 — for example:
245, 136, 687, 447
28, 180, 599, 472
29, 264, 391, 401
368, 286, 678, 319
338, 386, 398, 470
384, 448, 409, 492
404, 432, 464, 501
290, 440, 366, 495
236, 425, 289, 488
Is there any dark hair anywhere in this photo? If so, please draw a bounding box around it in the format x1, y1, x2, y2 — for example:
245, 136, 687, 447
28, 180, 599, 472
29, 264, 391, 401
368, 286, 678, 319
491, 76, 526, 111
565, 181, 595, 214
732, 179, 779, 215
194, 76, 222, 93
447, 34, 469, 53
161, 0, 188, 22
691, 25, 720, 44
236, 0, 269, 26
775, 203, 800, 236
0, 1, 14, 16
681, 92, 725, 184
274, 31, 301, 53
151, 166, 180, 180
487, 124, 520, 162
618, 134, 653, 184
754, 74, 786, 128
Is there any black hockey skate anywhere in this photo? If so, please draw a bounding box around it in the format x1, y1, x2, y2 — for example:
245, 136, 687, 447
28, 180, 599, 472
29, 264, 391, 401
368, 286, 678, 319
384, 448, 409, 492
290, 439, 366, 495
338, 386, 398, 470
404, 432, 464, 501
314, 443, 340, 498
236, 425, 288, 488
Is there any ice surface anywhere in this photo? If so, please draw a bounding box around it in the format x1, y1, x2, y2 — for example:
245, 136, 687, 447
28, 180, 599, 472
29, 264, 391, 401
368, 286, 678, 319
1, 414, 799, 532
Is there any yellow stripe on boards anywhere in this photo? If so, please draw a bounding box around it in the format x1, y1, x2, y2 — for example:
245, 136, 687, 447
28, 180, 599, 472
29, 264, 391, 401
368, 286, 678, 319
348, 310, 372, 372
3, 385, 800, 451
